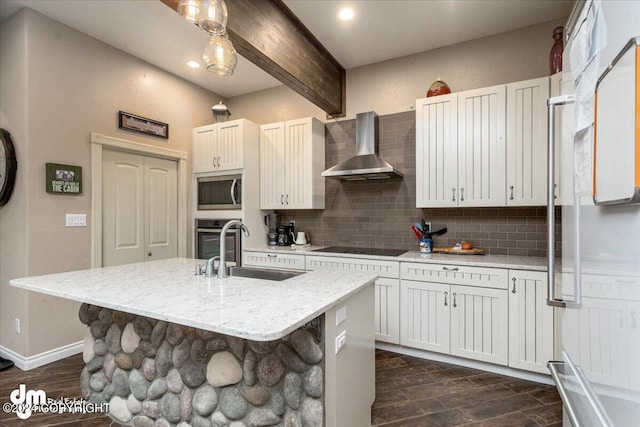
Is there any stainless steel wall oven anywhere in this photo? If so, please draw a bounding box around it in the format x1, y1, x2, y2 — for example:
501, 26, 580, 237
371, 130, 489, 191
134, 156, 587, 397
194, 219, 241, 264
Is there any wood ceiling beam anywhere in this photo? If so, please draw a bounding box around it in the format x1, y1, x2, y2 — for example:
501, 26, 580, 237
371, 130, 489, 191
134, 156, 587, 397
160, 0, 346, 117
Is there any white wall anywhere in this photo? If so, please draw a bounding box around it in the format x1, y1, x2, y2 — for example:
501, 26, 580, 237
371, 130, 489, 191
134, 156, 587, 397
227, 18, 565, 123
0, 8, 222, 358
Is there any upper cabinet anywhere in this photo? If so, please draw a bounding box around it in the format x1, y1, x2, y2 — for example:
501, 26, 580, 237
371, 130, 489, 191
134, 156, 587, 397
506, 77, 550, 206
416, 85, 506, 207
260, 117, 325, 210
192, 119, 257, 174
417, 76, 554, 208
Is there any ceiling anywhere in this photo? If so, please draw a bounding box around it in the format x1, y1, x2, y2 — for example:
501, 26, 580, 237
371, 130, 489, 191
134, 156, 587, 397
0, 0, 574, 99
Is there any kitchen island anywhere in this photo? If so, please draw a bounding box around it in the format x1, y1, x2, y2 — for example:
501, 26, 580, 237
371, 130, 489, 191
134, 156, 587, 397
10, 258, 377, 426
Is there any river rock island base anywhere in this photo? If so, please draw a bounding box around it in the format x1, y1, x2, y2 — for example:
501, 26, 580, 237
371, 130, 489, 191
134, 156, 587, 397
79, 303, 325, 427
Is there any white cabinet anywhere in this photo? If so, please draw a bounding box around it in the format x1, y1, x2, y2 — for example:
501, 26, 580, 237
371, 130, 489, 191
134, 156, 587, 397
416, 85, 505, 207
400, 262, 509, 366
508, 270, 554, 374
260, 117, 325, 210
506, 77, 550, 206
415, 93, 458, 207
192, 119, 254, 174
400, 280, 450, 353
242, 251, 306, 271
306, 255, 400, 344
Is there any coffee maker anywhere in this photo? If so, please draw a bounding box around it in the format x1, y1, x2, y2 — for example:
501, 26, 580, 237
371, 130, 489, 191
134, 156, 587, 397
264, 213, 281, 246
277, 225, 295, 246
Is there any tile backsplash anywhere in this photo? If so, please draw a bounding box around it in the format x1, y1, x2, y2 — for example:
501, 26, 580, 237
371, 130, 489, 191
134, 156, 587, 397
278, 111, 561, 257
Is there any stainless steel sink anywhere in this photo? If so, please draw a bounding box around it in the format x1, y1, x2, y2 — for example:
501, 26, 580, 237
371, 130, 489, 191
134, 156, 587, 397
229, 266, 304, 281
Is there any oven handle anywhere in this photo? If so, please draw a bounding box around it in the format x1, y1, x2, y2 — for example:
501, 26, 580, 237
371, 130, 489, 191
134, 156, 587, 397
195, 228, 238, 234
230, 179, 237, 205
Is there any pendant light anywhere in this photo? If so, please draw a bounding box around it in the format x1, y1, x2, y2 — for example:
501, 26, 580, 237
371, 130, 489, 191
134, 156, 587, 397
203, 32, 237, 76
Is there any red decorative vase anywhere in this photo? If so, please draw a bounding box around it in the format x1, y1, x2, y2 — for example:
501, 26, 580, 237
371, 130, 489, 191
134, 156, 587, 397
549, 26, 564, 75
426, 79, 451, 97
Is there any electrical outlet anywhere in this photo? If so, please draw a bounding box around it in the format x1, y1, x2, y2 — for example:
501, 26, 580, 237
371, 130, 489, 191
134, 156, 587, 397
335, 331, 346, 354
66, 214, 87, 227
425, 222, 432, 233
15, 318, 20, 334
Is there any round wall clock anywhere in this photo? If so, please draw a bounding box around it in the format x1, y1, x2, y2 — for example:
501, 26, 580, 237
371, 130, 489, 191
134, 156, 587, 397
0, 128, 17, 207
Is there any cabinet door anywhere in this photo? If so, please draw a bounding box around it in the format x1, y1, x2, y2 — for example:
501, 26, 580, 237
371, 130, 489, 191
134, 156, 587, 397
457, 85, 506, 206
193, 126, 215, 174
508, 270, 553, 374
506, 77, 549, 206
260, 122, 285, 209
242, 251, 305, 271
415, 94, 458, 207
375, 278, 400, 344
400, 280, 450, 354
283, 118, 311, 209
450, 285, 508, 365
216, 121, 243, 171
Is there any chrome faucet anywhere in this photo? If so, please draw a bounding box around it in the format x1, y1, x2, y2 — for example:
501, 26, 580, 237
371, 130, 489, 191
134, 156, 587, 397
218, 220, 250, 279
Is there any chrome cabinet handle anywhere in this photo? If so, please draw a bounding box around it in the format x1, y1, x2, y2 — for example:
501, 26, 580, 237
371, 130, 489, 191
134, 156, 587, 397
451, 187, 456, 202
460, 187, 464, 202
217, 157, 221, 167
444, 291, 448, 307
267, 254, 277, 258
286, 194, 289, 205
281, 194, 284, 205
547, 95, 577, 308
509, 185, 514, 200
554, 183, 558, 200
512, 277, 517, 293
442, 266, 459, 272
453, 292, 457, 308
148, 252, 152, 257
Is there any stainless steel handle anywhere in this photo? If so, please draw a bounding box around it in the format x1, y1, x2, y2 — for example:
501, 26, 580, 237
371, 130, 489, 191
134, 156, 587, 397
547, 95, 578, 308
511, 277, 517, 293
281, 194, 284, 205
286, 194, 289, 205
230, 179, 237, 205
548, 355, 613, 427
444, 291, 448, 307
452, 292, 457, 308
217, 156, 221, 167
509, 185, 514, 200
442, 266, 459, 272
148, 252, 152, 257
460, 187, 464, 202
451, 187, 456, 202
554, 183, 558, 200
267, 254, 277, 258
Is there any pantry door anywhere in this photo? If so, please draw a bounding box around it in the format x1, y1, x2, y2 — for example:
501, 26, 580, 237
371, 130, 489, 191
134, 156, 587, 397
102, 150, 177, 267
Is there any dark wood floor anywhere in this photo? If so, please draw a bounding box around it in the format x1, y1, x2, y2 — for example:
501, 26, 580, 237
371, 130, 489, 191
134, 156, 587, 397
0, 350, 562, 426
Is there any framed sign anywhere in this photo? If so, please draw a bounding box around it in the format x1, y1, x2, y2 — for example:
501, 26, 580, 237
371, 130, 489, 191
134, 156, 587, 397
119, 111, 169, 139
46, 163, 82, 195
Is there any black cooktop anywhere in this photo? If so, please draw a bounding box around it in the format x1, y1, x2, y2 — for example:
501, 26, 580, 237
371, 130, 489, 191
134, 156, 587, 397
312, 246, 407, 257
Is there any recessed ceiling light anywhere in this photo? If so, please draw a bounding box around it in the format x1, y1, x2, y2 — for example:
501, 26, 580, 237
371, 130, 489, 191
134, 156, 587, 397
187, 60, 200, 69
338, 7, 354, 21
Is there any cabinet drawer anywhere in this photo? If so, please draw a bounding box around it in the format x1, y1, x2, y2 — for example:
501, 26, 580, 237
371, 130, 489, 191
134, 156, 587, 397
242, 252, 305, 271
306, 255, 399, 279
401, 262, 508, 289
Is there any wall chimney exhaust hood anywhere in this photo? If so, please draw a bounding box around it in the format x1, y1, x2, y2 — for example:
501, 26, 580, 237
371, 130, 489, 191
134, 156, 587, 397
321, 111, 404, 181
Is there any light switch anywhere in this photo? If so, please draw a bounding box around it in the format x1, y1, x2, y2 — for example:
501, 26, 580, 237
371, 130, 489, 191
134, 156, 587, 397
66, 214, 87, 227
335, 330, 347, 354
336, 306, 347, 326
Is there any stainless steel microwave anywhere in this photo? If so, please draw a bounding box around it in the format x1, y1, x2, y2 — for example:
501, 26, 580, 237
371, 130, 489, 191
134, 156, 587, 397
197, 174, 242, 210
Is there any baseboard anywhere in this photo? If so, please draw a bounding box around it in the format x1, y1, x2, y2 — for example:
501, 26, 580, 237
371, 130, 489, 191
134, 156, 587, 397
0, 341, 83, 371
376, 342, 554, 386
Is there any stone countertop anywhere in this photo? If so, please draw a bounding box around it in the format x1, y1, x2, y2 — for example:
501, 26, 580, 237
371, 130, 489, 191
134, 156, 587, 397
244, 246, 549, 271
10, 258, 377, 341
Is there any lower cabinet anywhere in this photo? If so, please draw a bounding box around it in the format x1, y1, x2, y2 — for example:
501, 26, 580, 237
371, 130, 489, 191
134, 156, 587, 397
508, 270, 554, 374
242, 251, 305, 271
374, 278, 400, 345
400, 280, 508, 366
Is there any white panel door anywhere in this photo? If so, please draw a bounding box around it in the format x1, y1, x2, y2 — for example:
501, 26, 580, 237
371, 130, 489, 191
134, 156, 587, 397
260, 122, 285, 209
144, 156, 177, 262
103, 150, 145, 266
415, 94, 458, 207
508, 270, 554, 373
374, 278, 400, 344
216, 121, 243, 171
103, 150, 177, 267
400, 280, 450, 354
506, 77, 550, 206
192, 126, 215, 174
450, 285, 508, 365
457, 85, 506, 206
283, 118, 310, 209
